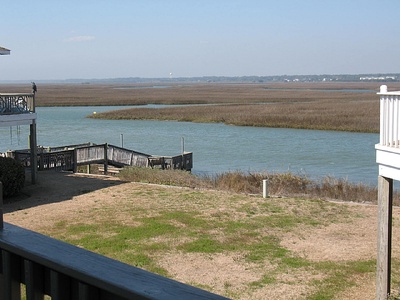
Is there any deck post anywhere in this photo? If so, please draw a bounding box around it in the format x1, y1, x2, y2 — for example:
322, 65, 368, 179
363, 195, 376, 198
0, 182, 3, 230
72, 148, 78, 173
103, 143, 108, 175
376, 175, 393, 299
29, 120, 38, 184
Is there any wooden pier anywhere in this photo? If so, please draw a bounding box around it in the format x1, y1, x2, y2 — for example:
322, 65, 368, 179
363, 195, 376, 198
8, 143, 193, 174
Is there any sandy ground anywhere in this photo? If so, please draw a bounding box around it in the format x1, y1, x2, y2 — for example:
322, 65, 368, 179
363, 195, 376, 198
3, 171, 399, 299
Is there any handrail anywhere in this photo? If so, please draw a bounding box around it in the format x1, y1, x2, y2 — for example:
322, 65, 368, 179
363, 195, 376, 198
378, 85, 400, 147
11, 143, 193, 172
0, 222, 228, 299
0, 93, 35, 114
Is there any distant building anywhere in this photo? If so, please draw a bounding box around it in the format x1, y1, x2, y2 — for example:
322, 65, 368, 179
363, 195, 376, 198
360, 76, 397, 81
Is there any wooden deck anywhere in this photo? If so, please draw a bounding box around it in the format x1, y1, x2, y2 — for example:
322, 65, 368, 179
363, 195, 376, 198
8, 143, 193, 173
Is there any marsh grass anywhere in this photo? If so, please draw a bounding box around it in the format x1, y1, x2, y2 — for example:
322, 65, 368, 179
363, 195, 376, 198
2, 82, 397, 132
92, 100, 379, 132
118, 167, 391, 205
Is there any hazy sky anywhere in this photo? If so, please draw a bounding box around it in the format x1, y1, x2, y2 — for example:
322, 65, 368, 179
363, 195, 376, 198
1, 0, 399, 81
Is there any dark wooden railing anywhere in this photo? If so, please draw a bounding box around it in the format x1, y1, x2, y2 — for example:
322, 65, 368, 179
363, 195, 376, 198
0, 182, 228, 300
0, 93, 35, 115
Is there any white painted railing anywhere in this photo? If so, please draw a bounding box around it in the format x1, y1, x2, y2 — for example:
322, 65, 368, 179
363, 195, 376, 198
378, 85, 400, 147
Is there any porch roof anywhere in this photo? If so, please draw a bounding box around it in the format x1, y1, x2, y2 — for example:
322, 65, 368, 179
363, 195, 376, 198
0, 47, 10, 55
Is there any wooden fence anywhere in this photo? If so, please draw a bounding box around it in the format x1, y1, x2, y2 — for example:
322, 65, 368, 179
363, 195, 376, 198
0, 182, 228, 299
11, 143, 192, 173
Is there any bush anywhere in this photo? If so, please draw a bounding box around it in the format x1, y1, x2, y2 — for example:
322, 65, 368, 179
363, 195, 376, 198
0, 157, 25, 198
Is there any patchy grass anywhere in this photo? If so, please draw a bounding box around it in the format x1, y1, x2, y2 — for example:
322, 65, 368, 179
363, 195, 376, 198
38, 182, 380, 299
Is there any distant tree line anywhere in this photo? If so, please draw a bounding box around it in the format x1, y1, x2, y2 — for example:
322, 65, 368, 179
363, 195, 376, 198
78, 73, 400, 84
2, 73, 399, 85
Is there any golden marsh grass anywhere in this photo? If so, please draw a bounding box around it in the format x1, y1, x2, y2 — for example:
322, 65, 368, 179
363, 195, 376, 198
2, 81, 398, 132
11, 81, 390, 133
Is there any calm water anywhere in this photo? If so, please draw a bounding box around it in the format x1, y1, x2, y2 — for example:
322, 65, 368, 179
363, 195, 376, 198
0, 106, 379, 186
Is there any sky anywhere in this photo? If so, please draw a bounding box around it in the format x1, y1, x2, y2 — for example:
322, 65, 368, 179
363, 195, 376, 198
1, 0, 399, 81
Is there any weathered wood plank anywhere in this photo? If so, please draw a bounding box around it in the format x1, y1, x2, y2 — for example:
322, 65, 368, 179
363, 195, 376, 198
376, 175, 393, 300
13, 143, 192, 172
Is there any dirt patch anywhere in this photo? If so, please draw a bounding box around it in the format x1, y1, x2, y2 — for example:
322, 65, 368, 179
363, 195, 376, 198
3, 170, 126, 229
158, 252, 263, 296
281, 204, 378, 262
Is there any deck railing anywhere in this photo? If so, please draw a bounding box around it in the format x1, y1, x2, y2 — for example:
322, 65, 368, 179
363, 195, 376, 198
0, 182, 228, 300
106, 144, 150, 168
11, 143, 193, 172
0, 93, 35, 114
378, 85, 400, 147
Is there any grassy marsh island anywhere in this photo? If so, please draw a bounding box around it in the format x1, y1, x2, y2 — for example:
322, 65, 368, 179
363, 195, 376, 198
81, 82, 400, 133
2, 81, 396, 132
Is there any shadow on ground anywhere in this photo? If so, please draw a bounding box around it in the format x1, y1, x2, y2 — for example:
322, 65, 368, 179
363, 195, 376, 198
3, 170, 127, 213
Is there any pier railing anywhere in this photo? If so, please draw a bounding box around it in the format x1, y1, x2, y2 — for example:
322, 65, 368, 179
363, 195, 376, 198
11, 143, 192, 172
0, 183, 227, 300
377, 85, 400, 148
0, 93, 35, 114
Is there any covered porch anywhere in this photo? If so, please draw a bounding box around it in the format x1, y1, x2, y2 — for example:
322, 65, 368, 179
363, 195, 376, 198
0, 93, 38, 183
0, 45, 38, 183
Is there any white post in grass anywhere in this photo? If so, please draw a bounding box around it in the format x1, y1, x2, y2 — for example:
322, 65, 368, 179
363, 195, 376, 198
263, 179, 269, 198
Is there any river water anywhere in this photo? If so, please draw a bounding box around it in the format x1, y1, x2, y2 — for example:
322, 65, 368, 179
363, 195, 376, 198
0, 106, 379, 186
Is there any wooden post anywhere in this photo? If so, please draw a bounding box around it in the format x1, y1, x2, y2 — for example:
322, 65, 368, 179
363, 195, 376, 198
39, 151, 44, 171
2, 250, 22, 299
181, 137, 185, 170
72, 149, 77, 173
376, 175, 393, 300
0, 181, 3, 230
29, 120, 38, 184
103, 143, 108, 175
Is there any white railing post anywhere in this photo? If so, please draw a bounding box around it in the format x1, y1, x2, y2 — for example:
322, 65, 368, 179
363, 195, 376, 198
394, 96, 399, 147
379, 85, 400, 148
380, 92, 385, 145
389, 96, 393, 146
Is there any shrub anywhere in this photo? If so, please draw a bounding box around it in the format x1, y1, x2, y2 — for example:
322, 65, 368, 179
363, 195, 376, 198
0, 157, 25, 198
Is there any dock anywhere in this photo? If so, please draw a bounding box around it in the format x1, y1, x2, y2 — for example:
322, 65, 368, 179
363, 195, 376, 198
6, 142, 193, 174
